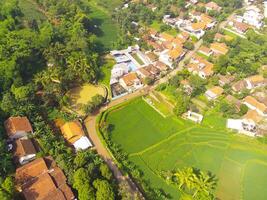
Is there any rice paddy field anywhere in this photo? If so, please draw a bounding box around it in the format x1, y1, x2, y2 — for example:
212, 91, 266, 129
106, 98, 267, 200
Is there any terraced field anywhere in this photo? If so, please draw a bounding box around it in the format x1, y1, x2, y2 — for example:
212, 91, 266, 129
106, 98, 267, 200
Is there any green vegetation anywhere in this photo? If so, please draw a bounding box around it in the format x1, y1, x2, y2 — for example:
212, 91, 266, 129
103, 98, 267, 200
87, 0, 121, 50
0, 0, 123, 199
131, 53, 145, 65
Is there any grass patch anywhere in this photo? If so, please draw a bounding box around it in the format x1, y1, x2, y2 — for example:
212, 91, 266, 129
131, 53, 144, 65
197, 51, 209, 59
223, 28, 242, 38
66, 84, 106, 115
150, 20, 179, 36
87, 0, 121, 50
105, 98, 267, 199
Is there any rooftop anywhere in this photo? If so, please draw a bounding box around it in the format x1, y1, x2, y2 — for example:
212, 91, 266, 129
4, 116, 33, 137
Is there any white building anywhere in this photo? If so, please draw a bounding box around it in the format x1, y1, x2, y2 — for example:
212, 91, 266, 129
227, 119, 257, 137
184, 111, 203, 123
111, 63, 129, 79
242, 6, 264, 29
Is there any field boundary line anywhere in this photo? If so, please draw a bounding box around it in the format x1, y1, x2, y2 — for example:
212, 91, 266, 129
142, 97, 167, 118
129, 126, 195, 157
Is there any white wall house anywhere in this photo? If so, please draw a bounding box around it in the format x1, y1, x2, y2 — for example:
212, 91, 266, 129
242, 6, 264, 29
227, 119, 257, 137
73, 136, 92, 151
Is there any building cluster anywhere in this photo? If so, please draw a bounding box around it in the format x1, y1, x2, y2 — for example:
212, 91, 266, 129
227, 75, 267, 137
229, 4, 266, 35
162, 1, 220, 39
110, 45, 170, 98
3, 115, 94, 199
3, 116, 76, 200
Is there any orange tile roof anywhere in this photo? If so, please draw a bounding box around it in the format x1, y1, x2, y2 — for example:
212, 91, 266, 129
243, 110, 263, 123
168, 47, 184, 60
172, 37, 184, 47
162, 41, 173, 50
234, 21, 250, 33
16, 158, 48, 185
4, 117, 33, 137
138, 67, 151, 77
13, 138, 36, 160
208, 86, 224, 96
200, 14, 214, 25
244, 96, 267, 113
16, 157, 74, 200
121, 73, 139, 86
60, 121, 85, 144
246, 75, 265, 84
155, 61, 168, 71
160, 32, 175, 42
192, 22, 206, 30
210, 42, 229, 55
206, 1, 221, 11
198, 46, 211, 54
146, 52, 158, 62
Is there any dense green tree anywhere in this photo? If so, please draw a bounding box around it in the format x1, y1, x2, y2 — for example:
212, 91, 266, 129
93, 179, 115, 200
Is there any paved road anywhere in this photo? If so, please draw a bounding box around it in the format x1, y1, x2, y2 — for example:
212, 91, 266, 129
84, 89, 149, 198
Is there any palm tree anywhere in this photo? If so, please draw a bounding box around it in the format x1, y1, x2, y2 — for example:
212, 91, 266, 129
192, 171, 216, 198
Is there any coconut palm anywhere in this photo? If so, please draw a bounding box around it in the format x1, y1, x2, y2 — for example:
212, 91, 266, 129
193, 171, 216, 198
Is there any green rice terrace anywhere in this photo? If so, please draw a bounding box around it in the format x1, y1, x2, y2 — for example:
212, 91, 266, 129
104, 98, 267, 200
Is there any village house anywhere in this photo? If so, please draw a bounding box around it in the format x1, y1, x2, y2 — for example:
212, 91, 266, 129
225, 95, 242, 111
205, 1, 221, 12
205, 86, 224, 100
210, 42, 229, 55
243, 110, 263, 125
119, 72, 143, 92
159, 32, 175, 43
243, 96, 267, 117
200, 14, 217, 29
188, 54, 214, 79
154, 61, 169, 72
198, 46, 213, 57
13, 138, 36, 165
4, 116, 33, 140
232, 80, 248, 93
110, 63, 129, 85
180, 79, 193, 95
136, 67, 153, 79
183, 111, 203, 123
227, 118, 257, 137
185, 21, 206, 39
60, 121, 92, 151
245, 75, 266, 90
230, 21, 250, 34
145, 51, 158, 63
242, 6, 264, 29
16, 157, 75, 200
159, 47, 185, 68
218, 74, 235, 87
214, 33, 233, 42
